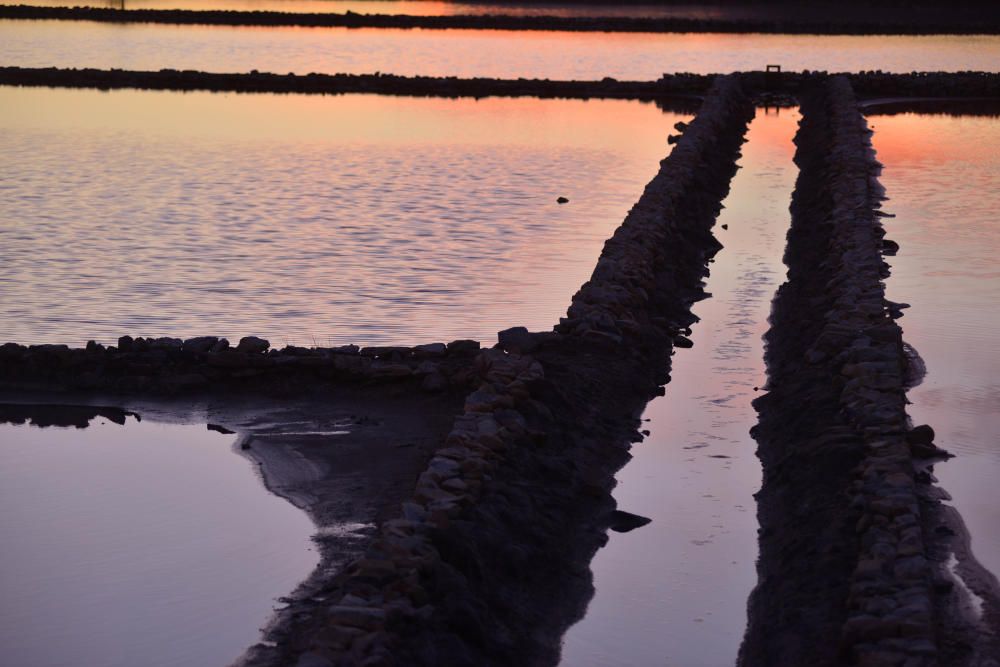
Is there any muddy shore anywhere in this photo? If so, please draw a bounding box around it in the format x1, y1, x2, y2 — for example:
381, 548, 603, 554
1, 4, 997, 34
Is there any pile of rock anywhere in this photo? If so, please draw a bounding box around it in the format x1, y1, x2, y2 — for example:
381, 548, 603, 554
556, 74, 754, 348
822, 77, 938, 667
269, 347, 546, 666
742, 77, 940, 667
0, 335, 481, 395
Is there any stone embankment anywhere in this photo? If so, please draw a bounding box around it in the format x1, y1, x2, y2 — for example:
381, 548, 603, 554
0, 336, 481, 395
241, 75, 753, 667
2, 4, 998, 35
740, 77, 975, 667
0, 66, 713, 101
4, 66, 1000, 105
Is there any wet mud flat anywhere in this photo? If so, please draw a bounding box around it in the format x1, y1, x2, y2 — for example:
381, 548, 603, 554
2, 3, 998, 34
0, 385, 466, 663
740, 77, 1000, 666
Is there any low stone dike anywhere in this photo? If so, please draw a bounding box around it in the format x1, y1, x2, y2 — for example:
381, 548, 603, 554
241, 75, 753, 666
4, 67, 1000, 107
0, 336, 481, 396
554, 75, 752, 350
0, 66, 713, 103
739, 77, 962, 667
1, 4, 997, 35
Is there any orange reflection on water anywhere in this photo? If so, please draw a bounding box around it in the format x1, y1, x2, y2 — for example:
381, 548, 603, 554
0, 86, 688, 347
3, 19, 999, 78
870, 111, 1000, 578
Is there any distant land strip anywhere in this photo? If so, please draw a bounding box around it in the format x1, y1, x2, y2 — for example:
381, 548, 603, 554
1, 4, 999, 35
0, 66, 716, 101
3, 67, 1000, 103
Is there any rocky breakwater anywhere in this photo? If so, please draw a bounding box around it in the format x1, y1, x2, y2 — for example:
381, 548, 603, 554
0, 66, 713, 104
2, 4, 998, 35
740, 77, 984, 667
252, 75, 754, 667
0, 335, 482, 396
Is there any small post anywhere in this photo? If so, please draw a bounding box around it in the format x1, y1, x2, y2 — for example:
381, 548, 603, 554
765, 64, 781, 91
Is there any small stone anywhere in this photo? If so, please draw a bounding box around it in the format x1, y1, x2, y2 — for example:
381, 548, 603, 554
905, 425, 935, 446
182, 336, 219, 354
447, 339, 481, 356
609, 510, 652, 533
673, 335, 694, 349
421, 373, 447, 392
236, 336, 270, 354
498, 326, 537, 353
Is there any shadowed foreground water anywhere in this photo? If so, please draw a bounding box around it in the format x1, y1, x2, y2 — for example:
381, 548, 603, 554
0, 87, 686, 346
559, 109, 799, 667
870, 112, 1000, 580
2, 20, 999, 78
0, 418, 317, 667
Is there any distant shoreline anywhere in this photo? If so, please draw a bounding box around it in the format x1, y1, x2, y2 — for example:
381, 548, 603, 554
3, 67, 1000, 105
1, 4, 999, 35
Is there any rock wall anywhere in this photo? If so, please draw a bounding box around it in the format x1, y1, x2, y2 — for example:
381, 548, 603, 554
556, 74, 754, 350
249, 74, 753, 667
4, 66, 1000, 103
740, 77, 943, 667
0, 337, 480, 396
1, 4, 997, 35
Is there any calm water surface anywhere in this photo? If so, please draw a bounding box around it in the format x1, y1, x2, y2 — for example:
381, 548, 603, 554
1, 0, 982, 24
870, 111, 1000, 579
0, 417, 316, 667
0, 0, 768, 16
0, 87, 685, 346
2, 21, 998, 77
559, 109, 800, 666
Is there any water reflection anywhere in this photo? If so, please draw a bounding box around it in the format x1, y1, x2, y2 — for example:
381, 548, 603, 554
1, 0, 986, 25
2, 20, 998, 78
0, 412, 317, 667
559, 108, 799, 667
0, 87, 685, 346
870, 112, 1000, 578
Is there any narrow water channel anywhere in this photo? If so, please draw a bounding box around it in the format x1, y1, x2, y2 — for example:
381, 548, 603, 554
868, 110, 1000, 580
559, 108, 800, 666
0, 415, 317, 667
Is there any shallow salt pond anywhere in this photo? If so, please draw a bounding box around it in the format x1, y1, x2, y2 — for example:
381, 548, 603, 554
0, 414, 317, 667
4, 0, 974, 24
0, 0, 754, 16
559, 109, 800, 666
869, 110, 1000, 580
2, 20, 999, 78
0, 86, 688, 346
